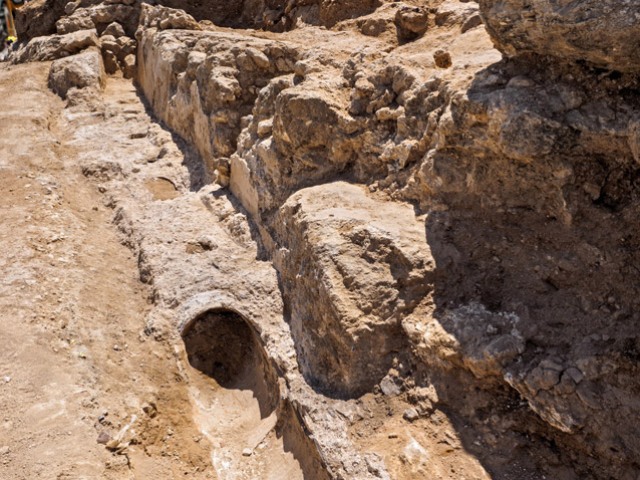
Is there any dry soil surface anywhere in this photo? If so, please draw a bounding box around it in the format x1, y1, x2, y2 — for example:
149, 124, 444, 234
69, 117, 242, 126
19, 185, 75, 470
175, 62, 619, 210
0, 61, 214, 480
0, 60, 317, 480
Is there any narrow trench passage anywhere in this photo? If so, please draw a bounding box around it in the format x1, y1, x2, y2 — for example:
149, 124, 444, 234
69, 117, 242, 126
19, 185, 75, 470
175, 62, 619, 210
55, 71, 331, 479
181, 310, 322, 480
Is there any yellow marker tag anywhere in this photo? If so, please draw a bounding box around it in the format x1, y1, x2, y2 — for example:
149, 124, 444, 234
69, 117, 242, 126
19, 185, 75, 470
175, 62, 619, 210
6, 36, 17, 44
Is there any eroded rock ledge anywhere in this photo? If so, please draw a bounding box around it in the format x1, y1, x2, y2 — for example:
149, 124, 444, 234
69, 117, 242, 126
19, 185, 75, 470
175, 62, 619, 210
15, 0, 640, 478
478, 0, 640, 73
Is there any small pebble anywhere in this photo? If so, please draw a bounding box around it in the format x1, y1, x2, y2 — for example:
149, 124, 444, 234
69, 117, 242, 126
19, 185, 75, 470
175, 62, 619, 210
433, 50, 452, 68
242, 448, 253, 457
142, 402, 158, 418
403, 408, 419, 422
97, 432, 111, 445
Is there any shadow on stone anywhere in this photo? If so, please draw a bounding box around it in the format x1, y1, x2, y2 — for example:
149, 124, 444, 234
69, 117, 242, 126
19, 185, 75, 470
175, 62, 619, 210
182, 309, 278, 419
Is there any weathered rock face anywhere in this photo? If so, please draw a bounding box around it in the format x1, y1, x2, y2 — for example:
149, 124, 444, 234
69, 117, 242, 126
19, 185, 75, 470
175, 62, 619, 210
15, 0, 386, 47
130, 2, 640, 475
11, 29, 100, 63
137, 4, 201, 31
14, 0, 67, 41
148, 0, 245, 27
17, 0, 640, 478
418, 60, 640, 224
478, 0, 640, 72
136, 6, 300, 182
274, 182, 433, 397
159, 0, 381, 29
15, 0, 141, 42
228, 6, 492, 217
12, 0, 142, 77
56, 2, 140, 37
48, 47, 105, 98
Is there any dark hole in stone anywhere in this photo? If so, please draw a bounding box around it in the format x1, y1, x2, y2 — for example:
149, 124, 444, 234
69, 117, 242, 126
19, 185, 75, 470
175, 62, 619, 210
182, 309, 278, 418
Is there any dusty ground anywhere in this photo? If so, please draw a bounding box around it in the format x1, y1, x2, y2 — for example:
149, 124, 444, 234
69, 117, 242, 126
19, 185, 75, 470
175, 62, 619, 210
0, 61, 214, 480
0, 61, 322, 480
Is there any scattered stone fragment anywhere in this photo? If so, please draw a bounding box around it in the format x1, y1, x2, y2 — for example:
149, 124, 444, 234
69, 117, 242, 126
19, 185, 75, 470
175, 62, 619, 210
122, 54, 137, 79
142, 402, 158, 418
403, 408, 419, 422
102, 22, 126, 39
394, 6, 429, 42
379, 375, 402, 397
64, 0, 80, 15
102, 50, 120, 74
433, 50, 452, 68
105, 439, 128, 453
358, 18, 389, 37
97, 432, 111, 445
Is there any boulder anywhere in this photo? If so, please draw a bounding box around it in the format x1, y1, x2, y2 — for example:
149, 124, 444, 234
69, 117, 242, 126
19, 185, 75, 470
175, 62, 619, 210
57, 4, 140, 36
11, 29, 99, 63
479, 0, 640, 72
274, 182, 434, 397
48, 48, 106, 98
102, 22, 125, 38
138, 4, 202, 31
394, 5, 429, 42
122, 53, 136, 79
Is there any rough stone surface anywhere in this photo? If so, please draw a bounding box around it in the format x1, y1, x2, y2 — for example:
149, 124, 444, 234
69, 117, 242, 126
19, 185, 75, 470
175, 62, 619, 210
56, 3, 140, 37
48, 48, 106, 98
13, 0, 68, 41
137, 7, 300, 183
274, 182, 433, 397
5, 1, 640, 479
137, 3, 201, 31
394, 5, 429, 42
479, 0, 640, 72
433, 49, 451, 68
131, 7, 640, 475
102, 22, 126, 38
11, 29, 100, 63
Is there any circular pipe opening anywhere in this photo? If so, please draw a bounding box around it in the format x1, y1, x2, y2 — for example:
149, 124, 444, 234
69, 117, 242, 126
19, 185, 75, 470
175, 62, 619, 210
181, 309, 278, 417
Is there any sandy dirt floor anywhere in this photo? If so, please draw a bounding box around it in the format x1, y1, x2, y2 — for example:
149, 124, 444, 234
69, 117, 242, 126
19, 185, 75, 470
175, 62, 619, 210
0, 62, 216, 480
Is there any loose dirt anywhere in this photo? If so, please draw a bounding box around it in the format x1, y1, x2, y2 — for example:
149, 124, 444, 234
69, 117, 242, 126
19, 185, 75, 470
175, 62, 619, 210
0, 62, 212, 479
0, 61, 329, 480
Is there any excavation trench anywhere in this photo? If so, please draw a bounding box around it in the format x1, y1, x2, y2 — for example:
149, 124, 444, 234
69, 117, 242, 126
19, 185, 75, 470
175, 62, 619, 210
181, 309, 327, 480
